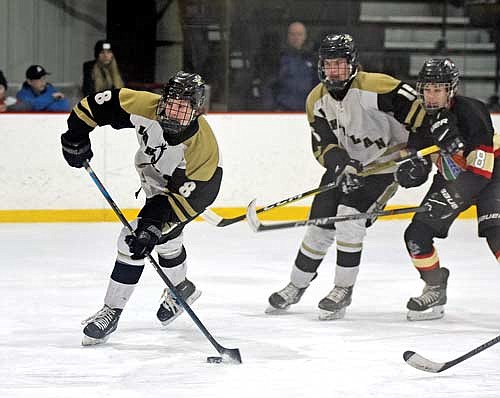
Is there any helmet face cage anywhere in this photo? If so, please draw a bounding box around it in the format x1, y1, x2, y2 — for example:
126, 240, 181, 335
157, 71, 205, 137
416, 58, 459, 114
318, 33, 358, 93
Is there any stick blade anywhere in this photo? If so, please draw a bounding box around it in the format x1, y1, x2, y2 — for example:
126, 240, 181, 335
403, 350, 445, 373
246, 199, 262, 232
221, 347, 243, 364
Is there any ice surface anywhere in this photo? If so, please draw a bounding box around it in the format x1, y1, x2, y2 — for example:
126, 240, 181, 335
1, 220, 499, 397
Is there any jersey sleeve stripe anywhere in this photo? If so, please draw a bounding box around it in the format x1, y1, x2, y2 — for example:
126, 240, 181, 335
466, 146, 494, 179
74, 101, 97, 128
166, 192, 198, 222
317, 143, 338, 166
166, 194, 189, 222
404, 100, 421, 126
413, 107, 426, 129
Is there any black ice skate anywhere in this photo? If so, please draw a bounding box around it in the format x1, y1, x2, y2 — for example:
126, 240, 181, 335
157, 279, 201, 326
318, 286, 353, 320
266, 282, 307, 314
81, 305, 122, 346
407, 267, 449, 321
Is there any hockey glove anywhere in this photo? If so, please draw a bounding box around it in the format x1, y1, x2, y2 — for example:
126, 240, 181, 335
61, 131, 93, 168
395, 156, 432, 188
429, 110, 464, 156
422, 185, 465, 221
335, 159, 364, 195
125, 218, 163, 260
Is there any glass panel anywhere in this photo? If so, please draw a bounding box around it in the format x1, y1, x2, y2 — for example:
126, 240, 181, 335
175, 0, 499, 111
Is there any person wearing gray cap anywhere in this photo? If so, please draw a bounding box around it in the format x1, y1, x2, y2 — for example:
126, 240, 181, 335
82, 40, 124, 97
16, 64, 70, 112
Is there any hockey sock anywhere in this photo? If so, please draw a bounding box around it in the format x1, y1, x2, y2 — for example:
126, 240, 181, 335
405, 221, 441, 279
334, 264, 359, 288
104, 261, 145, 309
295, 225, 336, 273
290, 263, 317, 288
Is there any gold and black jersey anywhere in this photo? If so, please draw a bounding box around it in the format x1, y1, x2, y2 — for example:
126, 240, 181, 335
66, 88, 223, 222
306, 71, 426, 172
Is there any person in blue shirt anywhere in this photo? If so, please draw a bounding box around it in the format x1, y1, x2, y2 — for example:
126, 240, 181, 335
17, 65, 71, 112
261, 22, 318, 111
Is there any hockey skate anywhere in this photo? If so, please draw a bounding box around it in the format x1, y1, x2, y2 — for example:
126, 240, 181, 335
81, 305, 122, 346
318, 286, 353, 320
407, 267, 449, 321
266, 282, 307, 314
157, 278, 201, 326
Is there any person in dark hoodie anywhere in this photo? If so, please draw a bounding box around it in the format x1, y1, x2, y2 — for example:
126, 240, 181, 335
82, 40, 124, 97
261, 22, 318, 111
16, 65, 70, 112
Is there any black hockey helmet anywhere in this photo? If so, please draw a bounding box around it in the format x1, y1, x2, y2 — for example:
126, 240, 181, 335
416, 58, 459, 113
157, 71, 205, 139
318, 33, 358, 94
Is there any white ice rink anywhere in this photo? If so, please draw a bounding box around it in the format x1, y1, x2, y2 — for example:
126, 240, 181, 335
2, 219, 500, 398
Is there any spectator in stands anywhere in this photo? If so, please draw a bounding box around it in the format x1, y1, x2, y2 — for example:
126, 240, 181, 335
16, 65, 70, 112
0, 69, 29, 112
260, 21, 318, 111
82, 40, 124, 97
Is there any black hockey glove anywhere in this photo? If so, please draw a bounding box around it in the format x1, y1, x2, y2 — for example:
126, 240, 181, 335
423, 185, 465, 221
335, 158, 364, 195
125, 218, 163, 260
61, 131, 93, 168
395, 156, 432, 188
429, 110, 464, 156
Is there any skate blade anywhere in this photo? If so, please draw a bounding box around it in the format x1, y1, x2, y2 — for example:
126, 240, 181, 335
318, 307, 346, 321
160, 289, 202, 327
407, 305, 445, 321
264, 305, 289, 315
82, 334, 110, 346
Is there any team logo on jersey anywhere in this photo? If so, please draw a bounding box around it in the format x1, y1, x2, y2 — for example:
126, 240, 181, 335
329, 118, 386, 149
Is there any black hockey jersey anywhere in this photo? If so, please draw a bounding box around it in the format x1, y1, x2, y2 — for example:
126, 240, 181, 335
408, 95, 499, 182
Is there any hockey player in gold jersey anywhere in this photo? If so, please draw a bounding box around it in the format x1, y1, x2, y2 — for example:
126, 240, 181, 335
60, 71, 223, 345
267, 33, 426, 320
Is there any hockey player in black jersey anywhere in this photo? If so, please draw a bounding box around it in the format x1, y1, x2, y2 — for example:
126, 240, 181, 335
267, 33, 426, 320
395, 58, 500, 321
60, 71, 223, 345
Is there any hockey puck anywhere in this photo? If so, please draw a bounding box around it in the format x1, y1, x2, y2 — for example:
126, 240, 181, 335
207, 356, 223, 364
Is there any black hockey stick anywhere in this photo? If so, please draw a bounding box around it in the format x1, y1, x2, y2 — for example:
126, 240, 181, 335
201, 145, 439, 227
246, 201, 428, 232
403, 334, 500, 373
83, 160, 242, 364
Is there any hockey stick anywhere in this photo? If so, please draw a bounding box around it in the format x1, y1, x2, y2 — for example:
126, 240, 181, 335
246, 202, 428, 232
203, 144, 439, 228
403, 334, 500, 373
83, 161, 242, 364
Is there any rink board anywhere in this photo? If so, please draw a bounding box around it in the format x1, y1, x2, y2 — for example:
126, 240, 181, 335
1, 113, 497, 222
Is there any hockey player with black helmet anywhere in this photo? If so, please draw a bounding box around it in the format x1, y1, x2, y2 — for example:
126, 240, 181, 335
267, 33, 426, 320
61, 71, 222, 345
395, 58, 500, 321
